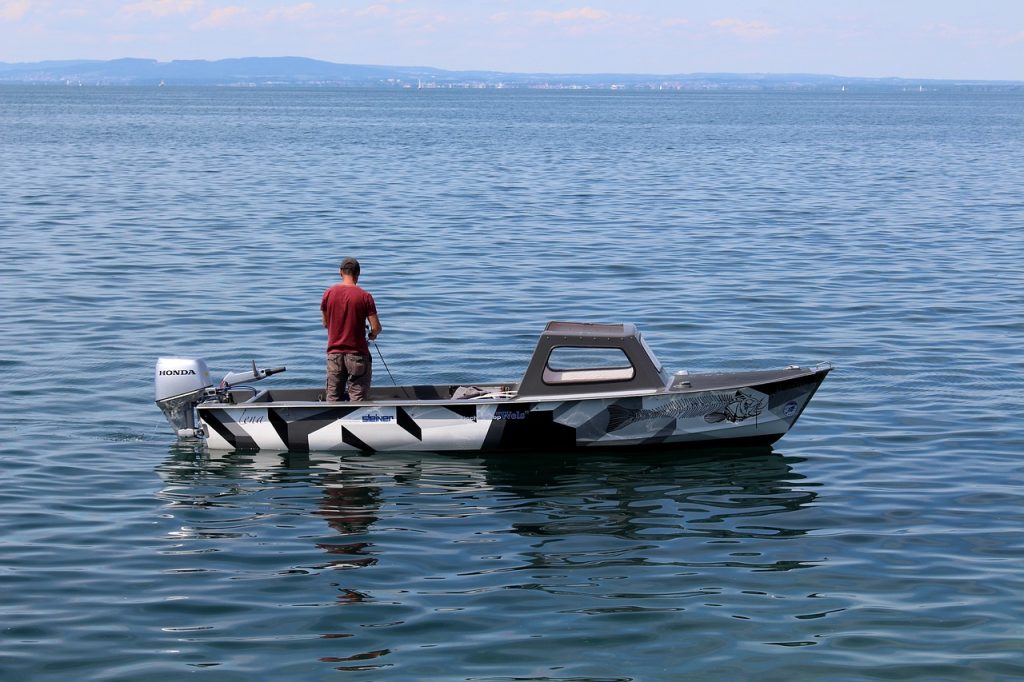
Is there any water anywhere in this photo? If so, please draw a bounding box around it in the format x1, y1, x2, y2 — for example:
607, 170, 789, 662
1, 86, 1023, 680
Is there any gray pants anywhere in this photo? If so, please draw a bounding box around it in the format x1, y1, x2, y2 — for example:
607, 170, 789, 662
326, 353, 372, 401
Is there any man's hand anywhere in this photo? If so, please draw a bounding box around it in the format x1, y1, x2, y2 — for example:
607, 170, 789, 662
367, 314, 382, 341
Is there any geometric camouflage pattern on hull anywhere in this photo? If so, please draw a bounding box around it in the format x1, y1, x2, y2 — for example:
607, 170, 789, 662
199, 374, 821, 453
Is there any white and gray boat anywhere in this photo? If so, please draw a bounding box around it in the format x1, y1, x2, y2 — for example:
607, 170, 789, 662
155, 321, 830, 453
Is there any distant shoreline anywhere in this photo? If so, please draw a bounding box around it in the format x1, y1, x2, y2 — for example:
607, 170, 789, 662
5, 83, 1023, 94
2, 57, 1021, 92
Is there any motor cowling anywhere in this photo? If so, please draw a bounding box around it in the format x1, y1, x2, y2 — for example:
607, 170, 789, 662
155, 357, 212, 439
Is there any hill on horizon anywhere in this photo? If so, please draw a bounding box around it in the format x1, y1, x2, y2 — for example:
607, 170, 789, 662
1, 56, 1020, 91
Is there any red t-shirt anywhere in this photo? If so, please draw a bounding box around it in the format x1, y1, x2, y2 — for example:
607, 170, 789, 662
321, 284, 377, 355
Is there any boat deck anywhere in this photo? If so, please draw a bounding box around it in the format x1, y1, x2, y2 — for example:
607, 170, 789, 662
212, 366, 823, 408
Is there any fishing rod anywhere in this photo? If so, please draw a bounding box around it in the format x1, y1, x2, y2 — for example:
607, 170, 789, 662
369, 327, 413, 399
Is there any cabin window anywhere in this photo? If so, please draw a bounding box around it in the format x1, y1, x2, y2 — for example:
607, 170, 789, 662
543, 346, 636, 385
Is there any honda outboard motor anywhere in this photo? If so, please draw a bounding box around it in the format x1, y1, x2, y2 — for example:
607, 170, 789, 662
155, 357, 213, 439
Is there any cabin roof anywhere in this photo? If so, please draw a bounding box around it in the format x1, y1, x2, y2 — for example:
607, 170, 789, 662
542, 321, 637, 339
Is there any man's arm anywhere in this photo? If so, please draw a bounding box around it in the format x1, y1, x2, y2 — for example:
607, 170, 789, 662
367, 314, 382, 341
321, 310, 328, 328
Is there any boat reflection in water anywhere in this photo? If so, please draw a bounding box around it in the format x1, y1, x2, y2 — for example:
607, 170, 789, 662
156, 444, 824, 671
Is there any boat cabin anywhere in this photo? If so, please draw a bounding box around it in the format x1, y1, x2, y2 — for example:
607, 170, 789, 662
516, 321, 671, 397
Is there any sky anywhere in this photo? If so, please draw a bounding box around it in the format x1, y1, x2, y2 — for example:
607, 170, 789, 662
1, 1, 1023, 80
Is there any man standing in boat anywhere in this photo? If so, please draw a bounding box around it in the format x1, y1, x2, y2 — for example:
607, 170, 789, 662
321, 257, 382, 401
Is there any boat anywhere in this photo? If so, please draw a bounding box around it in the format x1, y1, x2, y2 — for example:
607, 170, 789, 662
155, 321, 830, 453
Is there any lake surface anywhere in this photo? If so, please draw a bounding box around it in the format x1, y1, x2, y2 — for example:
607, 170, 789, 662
1, 86, 1022, 680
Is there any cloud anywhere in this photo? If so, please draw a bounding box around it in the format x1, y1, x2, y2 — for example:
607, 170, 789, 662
58, 7, 90, 18
123, 0, 307, 30
351, 3, 449, 32
192, 5, 247, 29
355, 0, 414, 18
0, 0, 31, 21
398, 11, 449, 32
262, 2, 315, 22
356, 4, 391, 18
711, 18, 780, 39
662, 17, 690, 29
532, 7, 611, 24
529, 6, 612, 36
121, 0, 203, 18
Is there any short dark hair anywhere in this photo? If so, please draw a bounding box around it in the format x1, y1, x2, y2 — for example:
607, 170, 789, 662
340, 257, 361, 278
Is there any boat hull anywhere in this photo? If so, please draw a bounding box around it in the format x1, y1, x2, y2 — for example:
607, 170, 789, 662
197, 367, 829, 453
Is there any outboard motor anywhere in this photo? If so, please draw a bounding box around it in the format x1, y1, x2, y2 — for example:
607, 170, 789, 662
155, 357, 213, 440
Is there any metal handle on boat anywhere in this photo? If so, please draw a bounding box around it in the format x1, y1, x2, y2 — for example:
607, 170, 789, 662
220, 361, 288, 388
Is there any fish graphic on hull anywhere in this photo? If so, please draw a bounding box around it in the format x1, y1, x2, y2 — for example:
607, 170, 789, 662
605, 388, 768, 432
